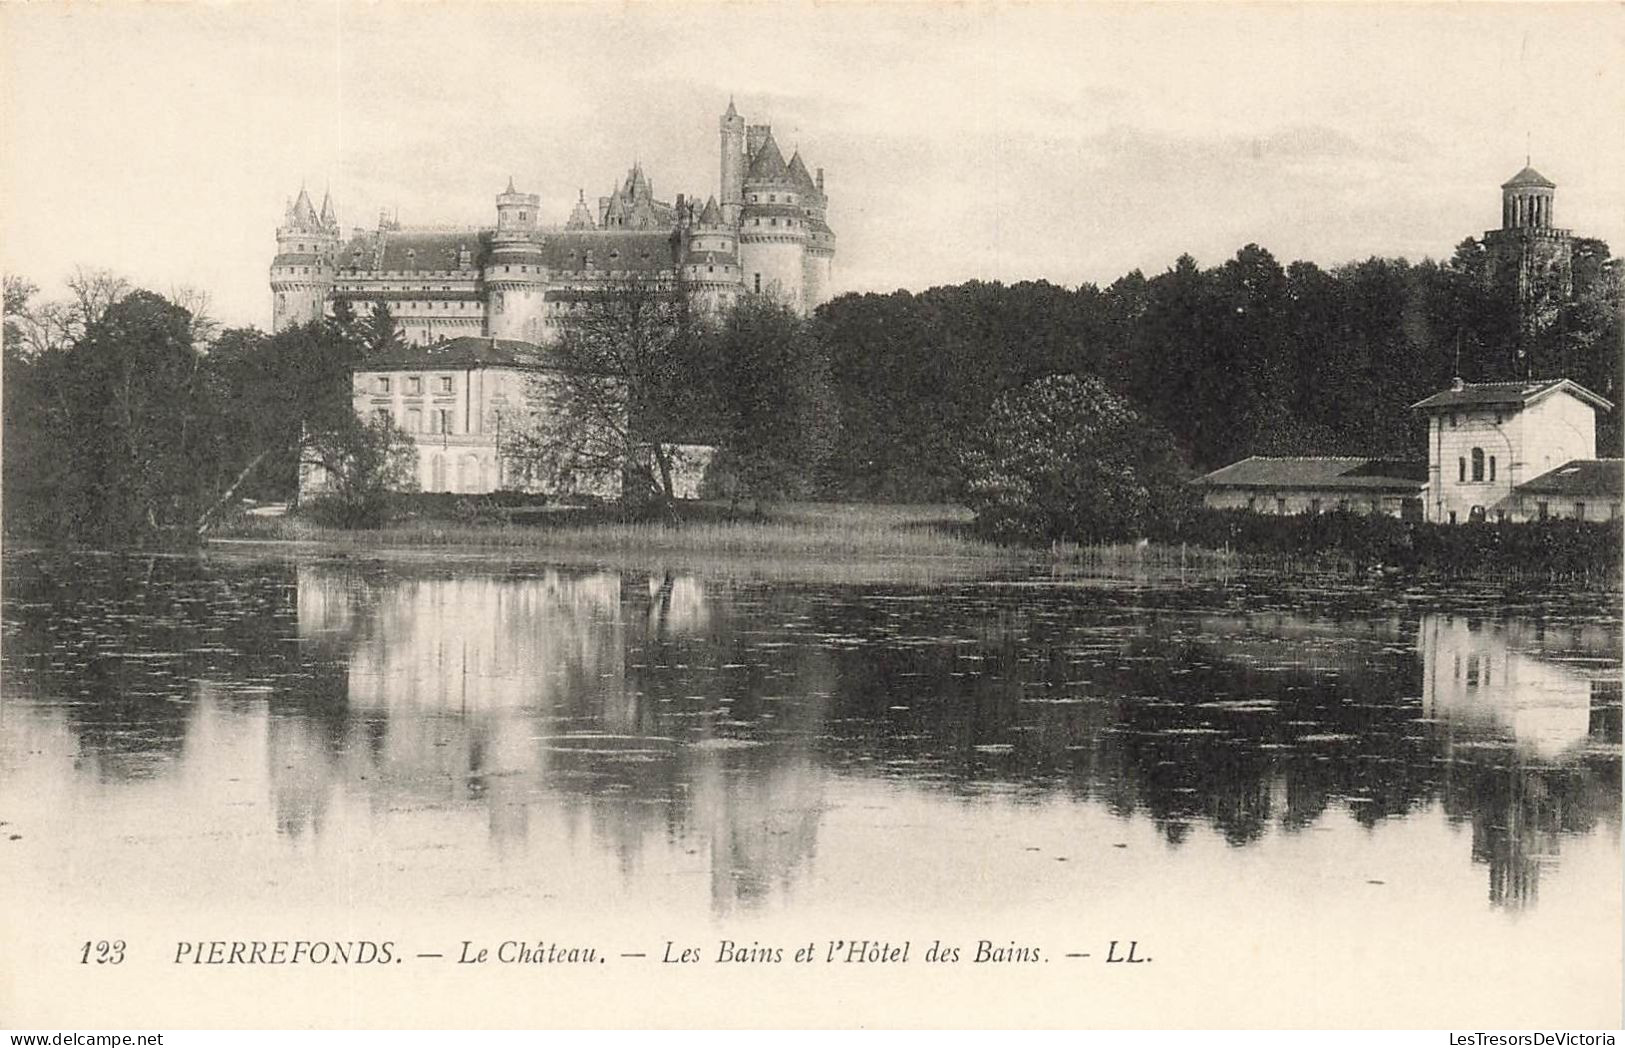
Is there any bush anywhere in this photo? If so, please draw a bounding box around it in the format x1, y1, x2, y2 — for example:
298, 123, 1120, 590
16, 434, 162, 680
961, 373, 1194, 543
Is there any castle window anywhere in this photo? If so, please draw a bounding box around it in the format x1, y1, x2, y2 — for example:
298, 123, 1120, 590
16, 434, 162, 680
753, 273, 761, 294
769, 194, 776, 203
519, 212, 527, 221
770, 218, 777, 227
1489, 455, 1496, 482
1471, 448, 1485, 482
1458, 457, 1466, 483
708, 266, 714, 273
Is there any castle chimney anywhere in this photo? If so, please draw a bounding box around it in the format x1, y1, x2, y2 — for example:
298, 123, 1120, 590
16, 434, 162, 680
1451, 376, 1465, 392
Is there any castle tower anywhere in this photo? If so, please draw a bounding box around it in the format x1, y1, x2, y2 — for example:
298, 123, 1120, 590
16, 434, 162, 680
483, 178, 547, 343
719, 98, 746, 226
737, 127, 809, 312
789, 150, 835, 310
270, 186, 339, 332
1484, 163, 1574, 354
682, 195, 741, 315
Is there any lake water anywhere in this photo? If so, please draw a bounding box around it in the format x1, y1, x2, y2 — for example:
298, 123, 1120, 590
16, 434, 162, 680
2, 549, 1620, 1027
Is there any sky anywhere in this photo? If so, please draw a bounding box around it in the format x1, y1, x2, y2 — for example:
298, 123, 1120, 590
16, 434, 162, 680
3, 2, 1623, 331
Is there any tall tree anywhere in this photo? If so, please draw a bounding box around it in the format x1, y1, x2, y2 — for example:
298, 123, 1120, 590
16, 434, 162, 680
502, 276, 700, 506
696, 297, 838, 505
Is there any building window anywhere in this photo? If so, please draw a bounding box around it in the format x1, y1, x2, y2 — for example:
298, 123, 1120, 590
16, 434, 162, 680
1450, 413, 1459, 428
407, 376, 422, 395
1309, 498, 1322, 514
377, 377, 391, 394
438, 376, 453, 394
1537, 502, 1549, 521
1575, 502, 1587, 521
407, 408, 422, 432
1471, 448, 1485, 482
769, 194, 776, 202
1489, 455, 1496, 482
754, 273, 761, 294
1276, 497, 1287, 515
1611, 503, 1620, 521
1458, 457, 1466, 483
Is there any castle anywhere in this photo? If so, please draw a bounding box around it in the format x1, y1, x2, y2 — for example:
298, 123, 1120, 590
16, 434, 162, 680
270, 99, 835, 340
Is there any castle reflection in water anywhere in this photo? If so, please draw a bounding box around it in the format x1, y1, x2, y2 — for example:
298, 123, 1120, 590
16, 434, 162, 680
2, 554, 1618, 913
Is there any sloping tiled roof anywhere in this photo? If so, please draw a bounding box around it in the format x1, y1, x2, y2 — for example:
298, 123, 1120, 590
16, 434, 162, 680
339, 231, 489, 272
539, 230, 677, 272
1410, 378, 1613, 413
362, 337, 566, 372
695, 195, 724, 227
1515, 459, 1624, 498
1502, 166, 1556, 190
1193, 456, 1426, 492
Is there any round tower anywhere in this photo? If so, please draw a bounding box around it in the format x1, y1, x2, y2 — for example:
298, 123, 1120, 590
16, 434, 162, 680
270, 187, 339, 332
683, 196, 741, 315
483, 178, 548, 343
737, 129, 808, 311
789, 151, 835, 310
719, 98, 746, 226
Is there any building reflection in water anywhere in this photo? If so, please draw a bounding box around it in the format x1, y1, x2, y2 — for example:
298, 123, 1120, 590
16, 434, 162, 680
1417, 613, 1621, 909
290, 564, 827, 910
0, 551, 1617, 917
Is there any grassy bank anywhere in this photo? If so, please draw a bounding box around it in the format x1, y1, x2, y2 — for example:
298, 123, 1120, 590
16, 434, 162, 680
210, 500, 1005, 561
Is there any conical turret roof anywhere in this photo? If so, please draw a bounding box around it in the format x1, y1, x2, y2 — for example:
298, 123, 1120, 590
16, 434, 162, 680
696, 195, 724, 227
746, 132, 792, 183
289, 186, 321, 231
319, 190, 337, 228
1503, 165, 1555, 190
787, 150, 819, 193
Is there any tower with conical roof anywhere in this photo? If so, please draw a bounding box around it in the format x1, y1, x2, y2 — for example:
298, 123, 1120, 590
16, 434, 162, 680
270, 185, 339, 332
1483, 161, 1574, 344
737, 125, 811, 311
682, 195, 742, 313
484, 177, 547, 342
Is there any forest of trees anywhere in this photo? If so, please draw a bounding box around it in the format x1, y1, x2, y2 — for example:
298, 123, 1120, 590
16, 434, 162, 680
817, 239, 1622, 502
4, 235, 1620, 545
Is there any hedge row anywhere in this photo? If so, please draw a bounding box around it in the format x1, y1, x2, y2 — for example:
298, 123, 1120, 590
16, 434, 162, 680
1158, 509, 1621, 579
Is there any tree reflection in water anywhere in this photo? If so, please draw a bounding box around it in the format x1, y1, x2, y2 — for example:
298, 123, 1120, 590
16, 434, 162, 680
2, 553, 1618, 913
